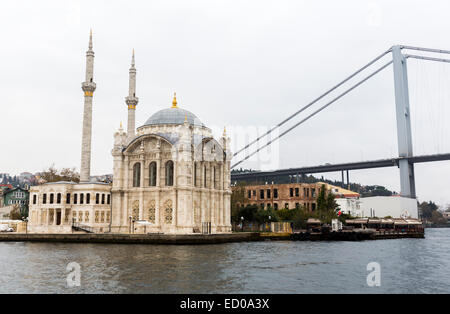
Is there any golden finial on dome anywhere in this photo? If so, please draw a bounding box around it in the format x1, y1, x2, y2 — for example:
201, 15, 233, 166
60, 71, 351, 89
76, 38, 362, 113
171, 92, 178, 108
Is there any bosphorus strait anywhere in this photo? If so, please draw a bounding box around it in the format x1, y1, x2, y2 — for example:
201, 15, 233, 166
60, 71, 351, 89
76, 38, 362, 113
0, 229, 448, 294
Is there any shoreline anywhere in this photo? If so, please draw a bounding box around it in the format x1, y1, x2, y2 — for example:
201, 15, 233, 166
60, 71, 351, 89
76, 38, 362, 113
0, 230, 424, 245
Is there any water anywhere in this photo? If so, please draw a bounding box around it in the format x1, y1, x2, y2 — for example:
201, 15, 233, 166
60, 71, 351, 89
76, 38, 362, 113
0, 229, 449, 294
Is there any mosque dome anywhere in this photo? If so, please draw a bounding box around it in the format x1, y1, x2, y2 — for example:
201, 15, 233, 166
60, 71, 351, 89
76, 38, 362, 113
142, 93, 204, 127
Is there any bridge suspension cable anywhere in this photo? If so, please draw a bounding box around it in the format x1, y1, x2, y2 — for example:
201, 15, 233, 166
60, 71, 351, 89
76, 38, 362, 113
231, 60, 394, 169
232, 48, 393, 158
231, 45, 450, 170
405, 54, 450, 64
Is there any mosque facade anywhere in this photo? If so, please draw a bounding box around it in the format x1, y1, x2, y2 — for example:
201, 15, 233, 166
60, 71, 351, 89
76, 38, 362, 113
27, 33, 232, 234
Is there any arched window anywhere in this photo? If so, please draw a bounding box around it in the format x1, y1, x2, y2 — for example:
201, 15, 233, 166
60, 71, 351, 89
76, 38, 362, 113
33, 194, 37, 205
133, 162, 141, 187
213, 166, 216, 189
57, 193, 61, 204
43, 194, 47, 204
50, 193, 54, 204
204, 165, 207, 188
149, 162, 157, 186
86, 193, 90, 204
96, 193, 99, 204
194, 163, 197, 187
165, 161, 174, 186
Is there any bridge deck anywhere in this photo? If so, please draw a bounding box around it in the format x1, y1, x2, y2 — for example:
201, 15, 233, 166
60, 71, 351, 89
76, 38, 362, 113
231, 153, 450, 181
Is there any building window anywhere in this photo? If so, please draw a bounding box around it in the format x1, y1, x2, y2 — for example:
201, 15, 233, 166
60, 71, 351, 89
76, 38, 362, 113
260, 203, 265, 210
285, 203, 289, 209
274, 203, 279, 210
102, 194, 105, 204
107, 194, 111, 205
295, 188, 299, 197
57, 193, 61, 204
290, 188, 294, 197
204, 165, 207, 188
33, 194, 37, 205
49, 193, 54, 204
248, 190, 252, 199
66, 193, 71, 204
74, 194, 78, 204
252, 190, 256, 197
312, 203, 316, 211
80, 193, 84, 204
267, 189, 271, 199
213, 167, 217, 189
194, 163, 198, 187
295, 203, 300, 209
260, 190, 265, 199
133, 162, 141, 187
311, 188, 316, 198
149, 162, 157, 187
96, 193, 100, 204
274, 189, 278, 199
86, 193, 90, 204
165, 161, 174, 186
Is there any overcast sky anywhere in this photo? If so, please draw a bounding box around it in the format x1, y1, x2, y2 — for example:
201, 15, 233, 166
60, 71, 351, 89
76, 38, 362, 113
2, 0, 450, 206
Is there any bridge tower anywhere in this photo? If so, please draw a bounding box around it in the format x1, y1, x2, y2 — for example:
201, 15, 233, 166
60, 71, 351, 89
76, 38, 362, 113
392, 45, 416, 198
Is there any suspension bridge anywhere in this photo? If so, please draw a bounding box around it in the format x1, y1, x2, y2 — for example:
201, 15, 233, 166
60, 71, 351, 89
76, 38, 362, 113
230, 45, 450, 199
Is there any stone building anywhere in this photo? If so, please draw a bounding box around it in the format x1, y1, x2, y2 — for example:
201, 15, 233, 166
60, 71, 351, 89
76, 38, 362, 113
235, 182, 358, 211
27, 32, 232, 234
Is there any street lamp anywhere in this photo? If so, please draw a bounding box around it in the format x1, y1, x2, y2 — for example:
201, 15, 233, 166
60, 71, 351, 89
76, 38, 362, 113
129, 216, 132, 234
241, 216, 244, 232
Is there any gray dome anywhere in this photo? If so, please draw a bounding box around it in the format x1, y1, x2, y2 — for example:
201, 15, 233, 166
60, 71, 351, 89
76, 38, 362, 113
143, 107, 204, 127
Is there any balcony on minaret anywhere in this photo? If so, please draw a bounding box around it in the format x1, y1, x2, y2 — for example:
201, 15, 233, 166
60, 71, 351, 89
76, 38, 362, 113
125, 96, 139, 110
82, 81, 97, 97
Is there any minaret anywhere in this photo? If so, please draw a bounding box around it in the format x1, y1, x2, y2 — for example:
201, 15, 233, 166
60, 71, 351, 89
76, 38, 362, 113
126, 49, 139, 141
80, 30, 97, 182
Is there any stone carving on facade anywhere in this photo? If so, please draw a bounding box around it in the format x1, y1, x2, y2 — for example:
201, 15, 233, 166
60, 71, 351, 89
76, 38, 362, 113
164, 199, 173, 224
132, 200, 139, 220
85, 211, 90, 223
148, 200, 156, 223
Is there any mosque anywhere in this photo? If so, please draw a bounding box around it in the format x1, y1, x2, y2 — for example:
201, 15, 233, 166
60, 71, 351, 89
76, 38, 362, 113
27, 32, 232, 234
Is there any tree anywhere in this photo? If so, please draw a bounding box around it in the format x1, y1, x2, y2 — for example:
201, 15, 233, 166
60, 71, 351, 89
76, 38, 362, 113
9, 205, 23, 220
231, 182, 246, 211
38, 164, 80, 183
419, 201, 438, 220
431, 211, 447, 225
315, 184, 339, 223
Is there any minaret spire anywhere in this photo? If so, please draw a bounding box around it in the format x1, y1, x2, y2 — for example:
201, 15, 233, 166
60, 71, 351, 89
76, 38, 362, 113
126, 49, 139, 141
80, 30, 97, 182
89, 28, 93, 50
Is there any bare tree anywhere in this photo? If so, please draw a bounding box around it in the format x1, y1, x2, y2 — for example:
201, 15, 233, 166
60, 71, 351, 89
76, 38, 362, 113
38, 164, 80, 184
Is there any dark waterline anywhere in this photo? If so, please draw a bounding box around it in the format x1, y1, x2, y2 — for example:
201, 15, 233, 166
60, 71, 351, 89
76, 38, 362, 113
0, 229, 449, 293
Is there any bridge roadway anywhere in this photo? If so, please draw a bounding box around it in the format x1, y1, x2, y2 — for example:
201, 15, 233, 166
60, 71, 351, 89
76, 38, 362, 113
231, 153, 450, 182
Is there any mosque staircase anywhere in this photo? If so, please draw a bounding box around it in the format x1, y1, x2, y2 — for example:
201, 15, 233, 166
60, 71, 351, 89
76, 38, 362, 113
72, 222, 95, 233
